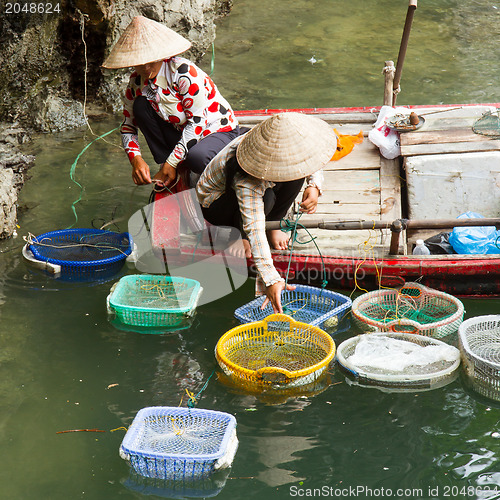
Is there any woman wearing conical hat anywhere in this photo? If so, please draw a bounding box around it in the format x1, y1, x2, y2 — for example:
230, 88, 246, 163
102, 16, 244, 188
196, 112, 337, 313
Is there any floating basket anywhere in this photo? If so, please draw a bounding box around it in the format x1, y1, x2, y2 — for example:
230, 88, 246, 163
28, 228, 132, 280
107, 275, 202, 328
351, 282, 464, 338
458, 315, 500, 401
234, 285, 351, 331
216, 314, 336, 388
119, 406, 238, 480
336, 331, 461, 391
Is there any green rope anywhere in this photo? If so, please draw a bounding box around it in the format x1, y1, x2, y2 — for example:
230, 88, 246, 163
280, 212, 328, 290
68, 127, 120, 229
187, 368, 216, 408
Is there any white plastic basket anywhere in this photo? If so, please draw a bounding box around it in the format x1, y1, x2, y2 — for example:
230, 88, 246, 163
336, 332, 461, 391
458, 315, 500, 401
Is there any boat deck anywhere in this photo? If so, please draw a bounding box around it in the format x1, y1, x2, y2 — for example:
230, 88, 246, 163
238, 111, 402, 258
239, 104, 500, 258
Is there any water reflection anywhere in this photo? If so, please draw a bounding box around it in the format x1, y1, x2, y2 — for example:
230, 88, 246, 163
255, 435, 316, 487
122, 469, 230, 498
452, 449, 497, 480
217, 371, 333, 406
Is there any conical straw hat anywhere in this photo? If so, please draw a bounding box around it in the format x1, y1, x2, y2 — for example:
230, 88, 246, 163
102, 16, 192, 69
236, 113, 337, 182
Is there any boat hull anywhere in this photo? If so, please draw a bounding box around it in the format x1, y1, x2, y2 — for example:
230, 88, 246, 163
269, 252, 500, 298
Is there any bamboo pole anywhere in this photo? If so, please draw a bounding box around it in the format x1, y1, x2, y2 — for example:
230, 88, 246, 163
383, 60, 395, 106
266, 218, 500, 231
392, 0, 418, 106
268, 217, 500, 255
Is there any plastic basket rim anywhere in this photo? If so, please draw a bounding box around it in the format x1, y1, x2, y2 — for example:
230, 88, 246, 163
29, 228, 132, 266
336, 331, 461, 383
351, 282, 464, 330
109, 275, 202, 314
234, 285, 352, 325
216, 313, 336, 381
458, 315, 500, 368
120, 406, 237, 462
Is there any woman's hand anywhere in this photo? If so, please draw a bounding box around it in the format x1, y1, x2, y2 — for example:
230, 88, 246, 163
130, 156, 152, 185
261, 281, 296, 314
300, 186, 320, 214
153, 161, 177, 187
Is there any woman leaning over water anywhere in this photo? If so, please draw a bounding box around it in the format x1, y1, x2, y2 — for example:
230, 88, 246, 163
196, 112, 337, 313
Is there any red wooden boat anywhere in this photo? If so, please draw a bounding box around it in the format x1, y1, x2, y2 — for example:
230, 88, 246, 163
151, 104, 500, 298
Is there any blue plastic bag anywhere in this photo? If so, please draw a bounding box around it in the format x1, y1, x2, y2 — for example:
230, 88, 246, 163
449, 212, 500, 254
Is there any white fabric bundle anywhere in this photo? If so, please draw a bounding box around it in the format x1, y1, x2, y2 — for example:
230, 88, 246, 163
349, 335, 459, 373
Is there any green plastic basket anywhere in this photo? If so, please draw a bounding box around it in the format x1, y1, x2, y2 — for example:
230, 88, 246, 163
352, 282, 464, 338
107, 275, 202, 328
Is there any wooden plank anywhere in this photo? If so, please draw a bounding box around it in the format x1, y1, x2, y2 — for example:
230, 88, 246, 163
291, 230, 389, 257
330, 124, 374, 135
237, 112, 376, 126
314, 204, 381, 217
320, 187, 381, 205
401, 140, 500, 157
293, 229, 380, 245
400, 128, 492, 146
422, 117, 477, 131
324, 140, 381, 171
323, 169, 379, 187
379, 157, 402, 220
414, 106, 493, 121
320, 170, 381, 219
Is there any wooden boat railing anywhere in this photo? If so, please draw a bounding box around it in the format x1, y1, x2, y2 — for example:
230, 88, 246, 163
266, 217, 500, 255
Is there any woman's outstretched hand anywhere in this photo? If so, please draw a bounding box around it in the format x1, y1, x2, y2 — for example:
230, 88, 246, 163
261, 281, 296, 314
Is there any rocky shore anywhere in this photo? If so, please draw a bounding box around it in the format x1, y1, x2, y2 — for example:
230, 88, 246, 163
0, 0, 232, 239
0, 125, 35, 239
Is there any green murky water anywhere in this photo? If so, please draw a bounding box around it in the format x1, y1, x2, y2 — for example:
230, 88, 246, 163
1, 1, 500, 499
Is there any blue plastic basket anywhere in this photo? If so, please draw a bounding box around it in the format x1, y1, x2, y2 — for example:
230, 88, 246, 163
29, 228, 132, 280
120, 407, 238, 480
234, 285, 352, 330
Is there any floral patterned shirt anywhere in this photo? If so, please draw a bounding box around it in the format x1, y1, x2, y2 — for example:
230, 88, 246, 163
120, 56, 238, 168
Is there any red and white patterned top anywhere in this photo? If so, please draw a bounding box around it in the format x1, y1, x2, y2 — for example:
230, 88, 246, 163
120, 56, 238, 168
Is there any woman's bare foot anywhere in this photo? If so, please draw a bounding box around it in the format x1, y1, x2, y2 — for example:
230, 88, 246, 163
226, 238, 252, 259
267, 229, 290, 251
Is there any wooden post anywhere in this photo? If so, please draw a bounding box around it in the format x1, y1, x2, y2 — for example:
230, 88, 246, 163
393, 0, 418, 106
389, 219, 403, 255
383, 61, 395, 106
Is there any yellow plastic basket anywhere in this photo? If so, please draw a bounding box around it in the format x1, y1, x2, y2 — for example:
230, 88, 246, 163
215, 314, 336, 388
